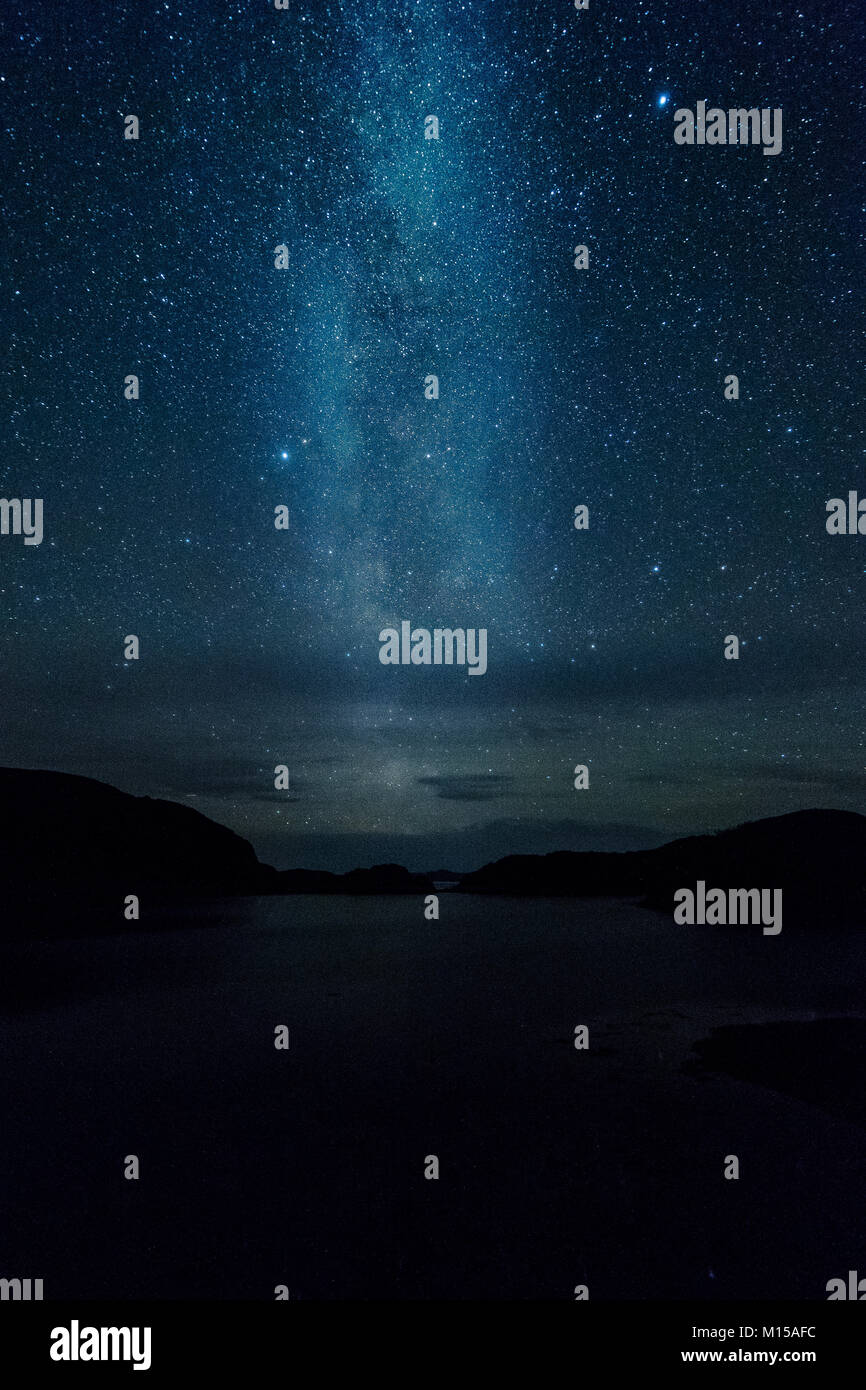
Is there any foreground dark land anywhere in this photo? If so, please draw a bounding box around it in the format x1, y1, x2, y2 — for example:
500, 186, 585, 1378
1, 894, 863, 1300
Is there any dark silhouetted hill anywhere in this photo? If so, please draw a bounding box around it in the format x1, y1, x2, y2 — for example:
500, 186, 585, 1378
0, 769, 433, 932
272, 863, 432, 895
456, 849, 642, 896
0, 767, 269, 916
457, 810, 866, 926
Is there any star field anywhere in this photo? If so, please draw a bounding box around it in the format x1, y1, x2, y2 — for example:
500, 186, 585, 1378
1, 0, 863, 869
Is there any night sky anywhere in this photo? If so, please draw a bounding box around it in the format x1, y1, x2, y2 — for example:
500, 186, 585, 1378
1, 0, 863, 871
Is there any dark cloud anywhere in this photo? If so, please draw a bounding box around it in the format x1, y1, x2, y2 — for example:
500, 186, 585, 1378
629, 763, 866, 795
417, 773, 514, 801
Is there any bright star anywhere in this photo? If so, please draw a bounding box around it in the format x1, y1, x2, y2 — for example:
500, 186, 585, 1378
658, 94, 669, 107
281, 451, 288, 460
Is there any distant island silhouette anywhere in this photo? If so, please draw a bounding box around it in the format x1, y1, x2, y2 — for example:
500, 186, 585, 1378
1, 767, 863, 931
